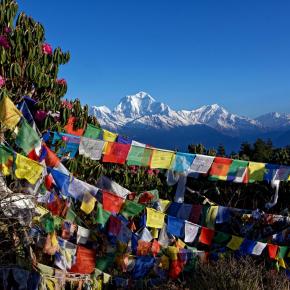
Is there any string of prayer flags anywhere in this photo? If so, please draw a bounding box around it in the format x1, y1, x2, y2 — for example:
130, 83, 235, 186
102, 191, 124, 214
172, 152, 195, 173
0, 95, 22, 129
167, 216, 184, 237
199, 227, 215, 245
227, 160, 249, 183
0, 144, 13, 176
16, 119, 40, 154
121, 200, 145, 218
150, 149, 175, 169
184, 221, 199, 243
83, 123, 102, 139
248, 162, 266, 182
80, 192, 96, 214
102, 142, 131, 164
146, 208, 165, 229
79, 137, 105, 160
209, 157, 232, 181
102, 129, 118, 142
189, 154, 215, 174
15, 153, 43, 184
226, 235, 244, 251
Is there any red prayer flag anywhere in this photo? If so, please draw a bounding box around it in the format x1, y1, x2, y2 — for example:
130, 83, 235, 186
267, 244, 278, 259
209, 157, 232, 180
199, 227, 215, 245
102, 142, 131, 164
43, 144, 60, 167
102, 191, 124, 213
189, 204, 202, 224
151, 239, 161, 257
108, 215, 121, 235
169, 260, 184, 279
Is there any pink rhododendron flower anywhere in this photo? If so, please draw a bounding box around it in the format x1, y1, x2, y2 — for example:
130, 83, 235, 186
35, 110, 47, 122
42, 43, 52, 55
4, 26, 12, 34
0, 75, 5, 87
147, 169, 154, 175
56, 79, 67, 86
61, 100, 73, 110
0, 35, 10, 49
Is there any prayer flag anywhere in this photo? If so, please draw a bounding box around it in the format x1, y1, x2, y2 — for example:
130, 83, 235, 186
79, 137, 105, 160
267, 244, 278, 259
15, 153, 43, 184
274, 166, 290, 181
189, 204, 202, 224
213, 232, 231, 244
209, 157, 232, 181
158, 224, 170, 247
0, 95, 22, 129
227, 160, 248, 182
189, 154, 214, 174
226, 235, 244, 250
0, 144, 13, 175
171, 152, 195, 172
102, 191, 124, 214
146, 208, 165, 229
264, 164, 280, 182
131, 140, 146, 147
43, 144, 60, 167
83, 123, 101, 139
248, 162, 265, 182
205, 206, 218, 229
176, 203, 192, 220
117, 135, 132, 144
278, 246, 288, 259
68, 177, 99, 201
16, 119, 40, 154
251, 241, 267, 255
102, 129, 117, 142
102, 142, 130, 164
121, 200, 144, 218
216, 206, 231, 224
138, 227, 153, 242
132, 256, 155, 279
167, 216, 184, 237
108, 216, 121, 235
199, 227, 215, 245
184, 221, 199, 243
94, 203, 111, 226
117, 223, 132, 243
76, 226, 90, 244
50, 168, 70, 197
150, 149, 174, 169
126, 145, 149, 166
80, 192, 96, 214
239, 239, 256, 255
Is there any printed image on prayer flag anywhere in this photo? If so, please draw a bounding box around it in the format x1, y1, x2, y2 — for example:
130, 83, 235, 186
248, 162, 265, 182
227, 160, 248, 183
102, 191, 124, 214
83, 124, 101, 139
79, 137, 105, 160
0, 95, 22, 129
150, 149, 174, 169
102, 142, 131, 164
189, 154, 214, 174
209, 157, 232, 181
146, 208, 165, 229
171, 152, 195, 172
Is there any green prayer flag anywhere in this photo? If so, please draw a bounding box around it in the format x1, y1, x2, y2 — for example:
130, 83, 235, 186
16, 119, 40, 154
214, 232, 231, 244
94, 203, 111, 226
95, 253, 115, 271
40, 213, 54, 233
278, 246, 288, 259
227, 160, 248, 181
0, 145, 13, 175
84, 123, 101, 139
65, 207, 76, 222
126, 145, 145, 166
121, 200, 144, 218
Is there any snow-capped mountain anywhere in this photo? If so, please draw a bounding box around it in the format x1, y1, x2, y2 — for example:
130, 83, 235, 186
89, 91, 290, 151
90, 91, 262, 132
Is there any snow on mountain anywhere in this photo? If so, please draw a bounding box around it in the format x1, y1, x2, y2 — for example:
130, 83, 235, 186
89, 91, 287, 134
255, 112, 290, 129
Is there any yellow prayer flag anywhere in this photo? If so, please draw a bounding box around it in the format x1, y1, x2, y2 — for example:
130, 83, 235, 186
151, 228, 159, 239
205, 206, 218, 229
166, 246, 179, 260
278, 258, 286, 269
51, 232, 58, 247
80, 192, 96, 214
159, 199, 171, 212
15, 153, 43, 184
33, 206, 49, 222
176, 238, 186, 249
102, 129, 117, 142
0, 95, 22, 129
226, 235, 244, 250
159, 255, 170, 269
103, 273, 111, 284
146, 208, 165, 229
248, 162, 265, 182
150, 149, 174, 169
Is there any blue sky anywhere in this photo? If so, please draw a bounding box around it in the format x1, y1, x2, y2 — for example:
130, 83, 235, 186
18, 0, 290, 117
